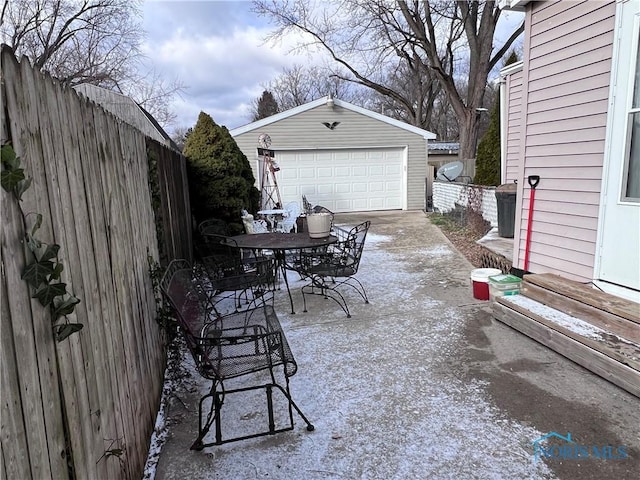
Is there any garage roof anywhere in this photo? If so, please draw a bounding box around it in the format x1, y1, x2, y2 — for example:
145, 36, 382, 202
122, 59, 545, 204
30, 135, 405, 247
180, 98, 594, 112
230, 96, 436, 140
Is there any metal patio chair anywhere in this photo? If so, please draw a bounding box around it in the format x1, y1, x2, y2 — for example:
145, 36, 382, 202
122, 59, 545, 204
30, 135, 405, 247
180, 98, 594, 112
198, 235, 276, 314
297, 220, 371, 318
160, 259, 314, 449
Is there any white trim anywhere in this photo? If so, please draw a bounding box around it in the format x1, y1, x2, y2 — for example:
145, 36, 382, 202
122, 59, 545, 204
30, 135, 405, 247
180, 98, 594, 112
270, 144, 411, 152
230, 96, 436, 140
400, 146, 409, 211
499, 77, 507, 184
499, 60, 524, 78
592, 281, 640, 304
595, 0, 640, 290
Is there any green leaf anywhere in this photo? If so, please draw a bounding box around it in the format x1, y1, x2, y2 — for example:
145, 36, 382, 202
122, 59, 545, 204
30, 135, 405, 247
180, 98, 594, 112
40, 244, 60, 262
32, 282, 67, 306
1, 145, 19, 169
1, 168, 25, 192
30, 214, 43, 237
26, 233, 42, 254
53, 296, 80, 319
15, 177, 32, 200
21, 260, 55, 288
54, 323, 83, 342
50, 262, 64, 280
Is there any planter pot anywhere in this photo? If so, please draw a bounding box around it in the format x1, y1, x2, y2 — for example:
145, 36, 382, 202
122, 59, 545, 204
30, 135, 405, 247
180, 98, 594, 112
306, 213, 332, 238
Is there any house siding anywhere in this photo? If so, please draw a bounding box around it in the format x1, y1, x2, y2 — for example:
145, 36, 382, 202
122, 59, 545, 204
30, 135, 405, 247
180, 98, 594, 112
505, 68, 523, 183
233, 104, 429, 211
512, 0, 615, 281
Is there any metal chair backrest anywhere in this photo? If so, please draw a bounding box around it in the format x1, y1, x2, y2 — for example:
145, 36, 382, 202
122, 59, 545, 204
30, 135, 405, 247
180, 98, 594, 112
198, 218, 228, 236
159, 260, 210, 343
334, 221, 370, 272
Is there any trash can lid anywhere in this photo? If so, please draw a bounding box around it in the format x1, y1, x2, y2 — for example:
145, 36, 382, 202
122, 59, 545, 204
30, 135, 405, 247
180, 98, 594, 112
496, 182, 517, 192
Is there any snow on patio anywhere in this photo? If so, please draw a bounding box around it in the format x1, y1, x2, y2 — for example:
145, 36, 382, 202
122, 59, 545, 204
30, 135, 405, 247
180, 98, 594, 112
146, 229, 555, 479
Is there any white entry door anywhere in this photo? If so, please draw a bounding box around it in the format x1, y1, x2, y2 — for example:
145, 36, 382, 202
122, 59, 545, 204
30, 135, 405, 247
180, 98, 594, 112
597, 1, 640, 297
274, 147, 406, 212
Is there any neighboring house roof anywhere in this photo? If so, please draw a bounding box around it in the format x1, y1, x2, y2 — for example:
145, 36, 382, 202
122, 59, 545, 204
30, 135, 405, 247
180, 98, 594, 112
230, 96, 436, 140
428, 142, 459, 153
73, 84, 179, 151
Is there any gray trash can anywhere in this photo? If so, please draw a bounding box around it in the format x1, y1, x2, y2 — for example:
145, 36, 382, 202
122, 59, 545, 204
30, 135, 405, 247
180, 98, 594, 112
495, 183, 517, 238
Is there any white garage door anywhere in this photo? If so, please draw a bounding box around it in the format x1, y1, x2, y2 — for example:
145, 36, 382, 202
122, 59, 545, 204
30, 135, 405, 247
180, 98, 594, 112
273, 147, 406, 212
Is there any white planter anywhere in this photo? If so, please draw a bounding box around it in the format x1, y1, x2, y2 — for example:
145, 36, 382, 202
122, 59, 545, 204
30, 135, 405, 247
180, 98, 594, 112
306, 213, 332, 238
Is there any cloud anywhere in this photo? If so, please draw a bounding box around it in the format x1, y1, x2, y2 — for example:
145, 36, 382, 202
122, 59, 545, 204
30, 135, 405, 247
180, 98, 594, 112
142, 1, 328, 131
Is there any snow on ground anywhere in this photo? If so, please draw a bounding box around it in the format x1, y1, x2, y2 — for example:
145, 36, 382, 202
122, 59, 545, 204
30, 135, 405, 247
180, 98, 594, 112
146, 226, 555, 479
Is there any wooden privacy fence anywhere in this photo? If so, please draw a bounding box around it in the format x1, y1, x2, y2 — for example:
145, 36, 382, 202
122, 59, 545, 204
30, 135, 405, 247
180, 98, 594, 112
146, 139, 193, 266
1, 46, 189, 479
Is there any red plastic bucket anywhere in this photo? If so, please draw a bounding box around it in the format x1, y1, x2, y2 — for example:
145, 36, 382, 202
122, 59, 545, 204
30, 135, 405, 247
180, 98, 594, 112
470, 268, 502, 300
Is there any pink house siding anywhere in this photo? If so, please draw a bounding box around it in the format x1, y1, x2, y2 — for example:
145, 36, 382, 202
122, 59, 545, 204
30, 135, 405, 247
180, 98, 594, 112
505, 68, 523, 183
512, 0, 615, 281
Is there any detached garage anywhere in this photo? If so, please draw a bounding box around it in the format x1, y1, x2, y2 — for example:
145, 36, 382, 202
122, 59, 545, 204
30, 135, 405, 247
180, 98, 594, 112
230, 97, 436, 213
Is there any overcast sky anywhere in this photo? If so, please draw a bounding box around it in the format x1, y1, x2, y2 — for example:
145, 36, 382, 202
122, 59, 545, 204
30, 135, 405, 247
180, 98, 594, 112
142, 0, 323, 132
142, 0, 524, 134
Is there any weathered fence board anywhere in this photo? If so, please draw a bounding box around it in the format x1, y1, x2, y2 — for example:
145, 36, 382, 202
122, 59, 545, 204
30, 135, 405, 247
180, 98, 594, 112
1, 45, 190, 479
3, 50, 68, 480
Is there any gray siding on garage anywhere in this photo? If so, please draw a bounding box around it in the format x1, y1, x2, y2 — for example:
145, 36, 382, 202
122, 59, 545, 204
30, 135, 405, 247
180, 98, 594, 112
233, 102, 430, 211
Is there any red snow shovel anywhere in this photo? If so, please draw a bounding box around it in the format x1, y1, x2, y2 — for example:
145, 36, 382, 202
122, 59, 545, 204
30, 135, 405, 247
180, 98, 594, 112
523, 175, 540, 272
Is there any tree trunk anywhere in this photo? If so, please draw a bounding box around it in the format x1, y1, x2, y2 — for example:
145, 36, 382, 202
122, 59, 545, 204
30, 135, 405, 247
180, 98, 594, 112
458, 108, 479, 169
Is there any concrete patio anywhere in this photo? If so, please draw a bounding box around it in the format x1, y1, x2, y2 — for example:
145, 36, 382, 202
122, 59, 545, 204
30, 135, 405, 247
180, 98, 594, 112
150, 211, 639, 480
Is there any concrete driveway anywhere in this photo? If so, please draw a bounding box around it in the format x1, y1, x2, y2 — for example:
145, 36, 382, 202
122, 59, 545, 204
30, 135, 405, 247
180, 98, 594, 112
151, 211, 639, 480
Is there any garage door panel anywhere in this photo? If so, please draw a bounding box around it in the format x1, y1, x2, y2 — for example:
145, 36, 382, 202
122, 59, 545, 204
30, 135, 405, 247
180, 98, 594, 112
386, 164, 402, 175
281, 185, 300, 197
369, 181, 385, 192
369, 165, 385, 176
386, 180, 401, 192
352, 182, 368, 193
317, 184, 334, 194
276, 148, 404, 212
369, 198, 386, 209
335, 166, 351, 178
298, 168, 316, 179
317, 167, 333, 178
352, 199, 369, 210
352, 166, 367, 177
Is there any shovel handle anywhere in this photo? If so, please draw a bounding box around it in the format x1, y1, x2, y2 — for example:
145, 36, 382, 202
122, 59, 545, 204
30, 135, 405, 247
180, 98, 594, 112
528, 175, 540, 189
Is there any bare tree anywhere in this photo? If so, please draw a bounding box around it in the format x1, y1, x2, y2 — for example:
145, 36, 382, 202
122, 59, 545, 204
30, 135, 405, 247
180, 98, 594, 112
253, 0, 523, 159
1, 0, 183, 126
261, 64, 364, 112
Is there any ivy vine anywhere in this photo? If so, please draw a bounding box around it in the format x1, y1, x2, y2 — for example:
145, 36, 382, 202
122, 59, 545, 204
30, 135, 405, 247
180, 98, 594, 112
1, 144, 82, 341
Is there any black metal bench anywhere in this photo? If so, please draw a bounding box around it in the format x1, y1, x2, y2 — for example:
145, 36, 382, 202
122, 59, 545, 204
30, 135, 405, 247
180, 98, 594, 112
160, 259, 314, 449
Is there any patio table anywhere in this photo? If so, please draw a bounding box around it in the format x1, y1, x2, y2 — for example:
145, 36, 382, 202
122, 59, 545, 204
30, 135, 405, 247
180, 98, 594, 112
224, 232, 338, 314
